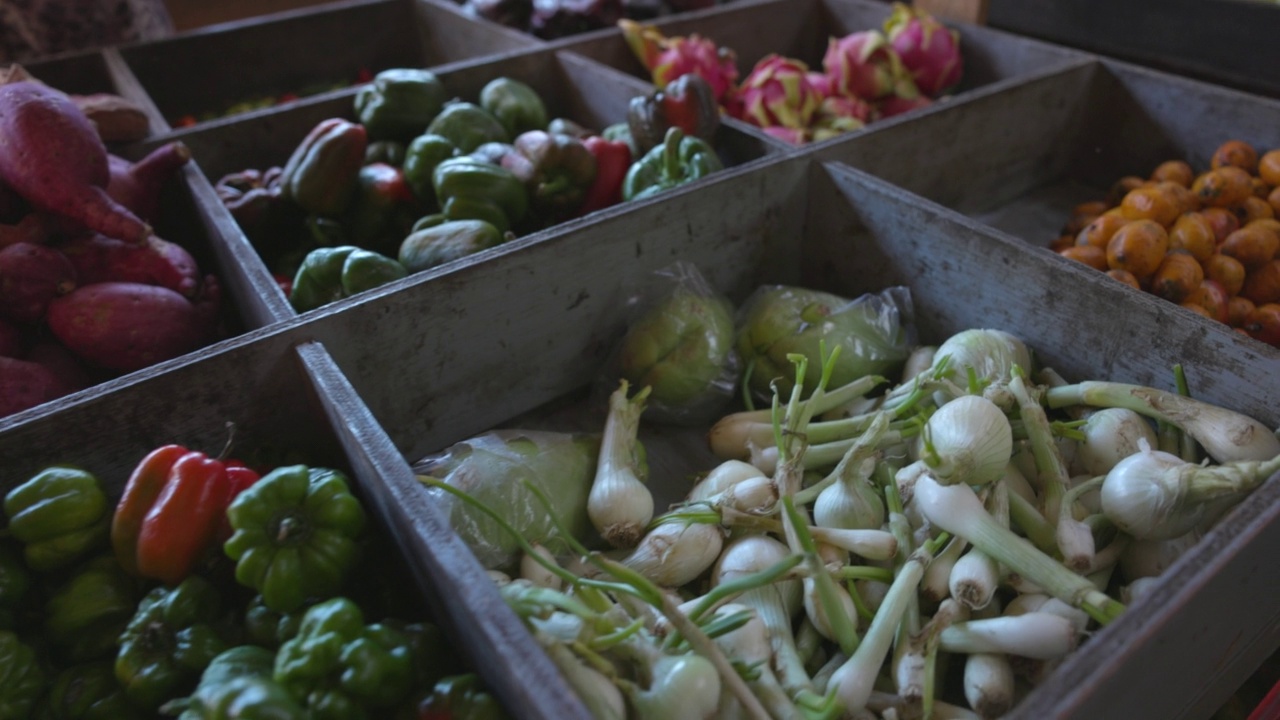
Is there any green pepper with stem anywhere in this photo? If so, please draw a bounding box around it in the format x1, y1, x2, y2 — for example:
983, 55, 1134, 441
354, 68, 448, 143
425, 102, 508, 155
479, 77, 548, 138
273, 597, 415, 717
500, 130, 597, 219
432, 157, 528, 235
38, 661, 148, 720
114, 575, 231, 711
621, 126, 722, 201
223, 466, 367, 614
403, 134, 458, 206
164, 646, 307, 720
45, 556, 142, 664
289, 245, 408, 313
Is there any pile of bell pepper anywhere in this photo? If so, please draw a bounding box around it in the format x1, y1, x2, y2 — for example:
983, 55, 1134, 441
214, 68, 726, 314
0, 440, 507, 719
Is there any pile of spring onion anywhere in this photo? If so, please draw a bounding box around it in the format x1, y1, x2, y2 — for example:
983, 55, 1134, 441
422, 326, 1280, 720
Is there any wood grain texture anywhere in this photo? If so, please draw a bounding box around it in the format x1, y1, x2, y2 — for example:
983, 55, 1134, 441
915, 0, 989, 25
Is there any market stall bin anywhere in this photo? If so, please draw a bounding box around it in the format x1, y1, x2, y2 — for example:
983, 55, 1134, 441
117, 0, 538, 134
0, 330, 590, 718
24, 49, 169, 139
157, 44, 778, 319
552, 0, 1091, 148
275, 151, 1279, 719
809, 56, 1280, 354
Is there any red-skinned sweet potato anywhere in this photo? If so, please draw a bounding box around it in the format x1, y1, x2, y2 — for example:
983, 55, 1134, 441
25, 340, 92, 393
0, 81, 150, 244
0, 316, 23, 357
106, 141, 191, 223
57, 232, 199, 297
0, 213, 50, 249
0, 355, 66, 417
0, 241, 76, 323
46, 281, 212, 372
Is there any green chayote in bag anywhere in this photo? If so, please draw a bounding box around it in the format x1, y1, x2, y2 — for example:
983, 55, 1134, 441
736, 285, 915, 402
615, 263, 738, 425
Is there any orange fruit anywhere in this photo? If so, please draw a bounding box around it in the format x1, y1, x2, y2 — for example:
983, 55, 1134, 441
1237, 195, 1275, 225
1106, 176, 1146, 207
1201, 206, 1241, 243
1258, 149, 1280, 186
1151, 160, 1194, 187
1228, 295, 1256, 327
1106, 268, 1141, 290
1151, 251, 1205, 303
1168, 212, 1217, 262
1204, 253, 1247, 296
1119, 186, 1181, 226
1193, 166, 1254, 208
1076, 213, 1130, 249
1106, 219, 1169, 278
1211, 140, 1259, 174
1060, 245, 1108, 271
1220, 224, 1280, 268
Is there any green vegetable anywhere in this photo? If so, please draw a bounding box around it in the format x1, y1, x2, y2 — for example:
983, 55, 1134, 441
169, 646, 307, 720
621, 126, 721, 202
45, 556, 141, 664
244, 595, 308, 650
398, 219, 504, 273
343, 163, 420, 256
617, 285, 737, 422
273, 597, 414, 715
0, 630, 44, 719
413, 430, 602, 570
114, 575, 230, 711
736, 285, 912, 401
0, 539, 32, 630
289, 245, 408, 313
501, 130, 597, 218
425, 102, 508, 155
224, 466, 367, 613
354, 68, 448, 143
432, 157, 528, 235
39, 661, 147, 720
479, 77, 548, 138
279, 118, 368, 217
402, 133, 458, 205
416, 674, 509, 720
364, 140, 406, 167
4, 465, 110, 573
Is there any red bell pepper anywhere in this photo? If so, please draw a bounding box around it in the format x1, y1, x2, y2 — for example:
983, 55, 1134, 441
577, 136, 632, 216
111, 443, 261, 585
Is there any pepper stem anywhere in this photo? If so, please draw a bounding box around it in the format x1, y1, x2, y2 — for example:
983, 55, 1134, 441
662, 127, 683, 182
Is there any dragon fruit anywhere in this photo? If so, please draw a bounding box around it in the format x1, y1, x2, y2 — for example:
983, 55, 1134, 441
884, 3, 963, 97
620, 20, 740, 104
806, 72, 835, 100
822, 30, 918, 101
876, 93, 933, 119
761, 126, 809, 146
736, 54, 824, 130
810, 96, 873, 142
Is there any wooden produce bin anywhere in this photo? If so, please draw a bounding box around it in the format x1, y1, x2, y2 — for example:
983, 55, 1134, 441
119, 0, 538, 133
263, 152, 1280, 719
554, 0, 1091, 148
0, 331, 589, 718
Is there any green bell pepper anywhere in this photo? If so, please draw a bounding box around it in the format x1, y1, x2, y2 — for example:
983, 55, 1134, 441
279, 118, 369, 217
398, 219, 503, 273
621, 126, 723, 202
45, 556, 141, 664
244, 595, 308, 651
432, 157, 528, 235
224, 466, 367, 614
501, 130, 597, 218
479, 77, 548, 138
274, 597, 414, 718
4, 465, 110, 573
0, 630, 44, 719
403, 133, 458, 206
170, 646, 307, 720
364, 140, 407, 167
425, 102, 508, 155
416, 674, 509, 720
344, 162, 421, 256
289, 245, 408, 313
37, 661, 147, 720
115, 575, 230, 711
354, 68, 448, 143
0, 539, 32, 630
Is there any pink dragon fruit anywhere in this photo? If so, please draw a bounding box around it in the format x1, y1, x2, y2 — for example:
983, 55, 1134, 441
810, 96, 873, 142
822, 29, 918, 101
884, 3, 963, 97
761, 126, 809, 146
736, 54, 824, 130
620, 20, 740, 104
806, 71, 835, 100
876, 93, 933, 119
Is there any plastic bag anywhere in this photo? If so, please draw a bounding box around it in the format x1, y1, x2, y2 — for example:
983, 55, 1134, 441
602, 261, 740, 426
735, 285, 916, 404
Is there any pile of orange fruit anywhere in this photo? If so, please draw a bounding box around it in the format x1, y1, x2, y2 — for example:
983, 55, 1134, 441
1051, 139, 1280, 348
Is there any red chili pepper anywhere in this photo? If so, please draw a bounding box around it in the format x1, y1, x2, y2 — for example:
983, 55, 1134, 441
578, 136, 632, 215
111, 444, 188, 576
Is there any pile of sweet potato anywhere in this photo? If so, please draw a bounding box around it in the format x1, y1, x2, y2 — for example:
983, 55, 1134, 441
0, 78, 223, 418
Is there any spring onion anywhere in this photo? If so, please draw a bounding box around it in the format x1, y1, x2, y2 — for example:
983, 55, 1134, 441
1074, 408, 1158, 476
963, 652, 1014, 719
589, 381, 655, 549
921, 395, 1013, 487
938, 613, 1079, 660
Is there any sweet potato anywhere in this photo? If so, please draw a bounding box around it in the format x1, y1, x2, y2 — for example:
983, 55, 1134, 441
57, 232, 199, 297
46, 281, 212, 372
0, 355, 65, 417
0, 241, 76, 323
0, 213, 48, 249
0, 81, 150, 244
0, 316, 23, 357
25, 341, 92, 393
106, 141, 191, 223
0, 180, 26, 222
